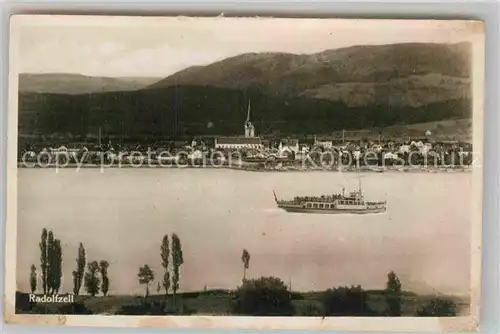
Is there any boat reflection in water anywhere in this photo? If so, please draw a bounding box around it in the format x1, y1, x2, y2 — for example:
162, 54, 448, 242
273, 178, 386, 214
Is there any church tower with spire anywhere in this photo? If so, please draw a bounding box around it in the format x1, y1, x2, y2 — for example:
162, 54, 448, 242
244, 99, 255, 138
214, 97, 263, 150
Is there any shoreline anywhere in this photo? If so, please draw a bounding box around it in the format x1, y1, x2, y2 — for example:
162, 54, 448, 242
17, 162, 473, 173
15, 290, 471, 316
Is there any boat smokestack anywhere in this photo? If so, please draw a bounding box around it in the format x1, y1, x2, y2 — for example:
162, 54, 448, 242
356, 171, 363, 199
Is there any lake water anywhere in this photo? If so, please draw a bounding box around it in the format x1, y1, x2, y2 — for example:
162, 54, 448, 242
17, 168, 472, 296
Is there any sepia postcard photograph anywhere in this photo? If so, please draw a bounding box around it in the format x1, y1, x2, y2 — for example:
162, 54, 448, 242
4, 15, 484, 331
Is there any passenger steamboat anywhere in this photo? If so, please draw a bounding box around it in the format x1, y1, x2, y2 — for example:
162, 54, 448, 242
273, 179, 386, 214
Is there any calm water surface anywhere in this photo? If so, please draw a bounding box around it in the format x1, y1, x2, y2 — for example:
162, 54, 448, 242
17, 169, 472, 296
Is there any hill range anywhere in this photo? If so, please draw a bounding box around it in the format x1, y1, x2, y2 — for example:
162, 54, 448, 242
19, 73, 162, 95
18, 42, 472, 140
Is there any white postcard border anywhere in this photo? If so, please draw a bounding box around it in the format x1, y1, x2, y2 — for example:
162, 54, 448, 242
3, 15, 485, 332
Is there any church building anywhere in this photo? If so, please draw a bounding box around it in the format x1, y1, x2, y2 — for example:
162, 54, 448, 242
215, 100, 264, 150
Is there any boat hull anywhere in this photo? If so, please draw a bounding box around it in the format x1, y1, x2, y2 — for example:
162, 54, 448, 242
277, 205, 386, 214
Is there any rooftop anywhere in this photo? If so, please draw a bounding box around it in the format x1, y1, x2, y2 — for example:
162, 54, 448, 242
216, 137, 262, 145
281, 139, 299, 146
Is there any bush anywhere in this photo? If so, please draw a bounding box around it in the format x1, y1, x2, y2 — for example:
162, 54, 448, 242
296, 303, 323, 316
290, 291, 304, 300
26, 302, 92, 315
232, 276, 294, 316
322, 285, 376, 316
59, 302, 93, 314
116, 300, 167, 315
116, 299, 194, 315
15, 292, 32, 312
416, 298, 457, 316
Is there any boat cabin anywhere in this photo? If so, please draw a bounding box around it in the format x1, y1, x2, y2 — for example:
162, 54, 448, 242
304, 196, 366, 210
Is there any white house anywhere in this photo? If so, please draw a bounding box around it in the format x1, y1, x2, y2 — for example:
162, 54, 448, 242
383, 152, 398, 160
189, 150, 204, 160
399, 144, 411, 154
214, 137, 263, 150
314, 136, 333, 149
279, 139, 300, 154
419, 143, 433, 155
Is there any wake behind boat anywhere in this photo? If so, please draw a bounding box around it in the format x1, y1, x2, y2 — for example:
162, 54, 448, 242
273, 178, 386, 214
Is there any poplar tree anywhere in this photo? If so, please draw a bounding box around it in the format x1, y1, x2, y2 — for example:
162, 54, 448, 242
72, 271, 79, 295
241, 249, 250, 281
47, 231, 55, 293
39, 229, 62, 294
30, 265, 37, 293
161, 234, 170, 299
156, 282, 161, 294
73, 243, 86, 295
39, 229, 48, 294
171, 233, 184, 308
100, 260, 110, 296
52, 239, 62, 293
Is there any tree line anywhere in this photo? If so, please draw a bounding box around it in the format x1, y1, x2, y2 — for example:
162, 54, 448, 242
233, 248, 456, 317
35, 228, 62, 294
137, 233, 184, 309
30, 228, 110, 297
29, 228, 185, 302
27, 228, 457, 317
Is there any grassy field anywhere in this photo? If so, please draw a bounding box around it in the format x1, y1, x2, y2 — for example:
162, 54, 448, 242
16, 290, 470, 316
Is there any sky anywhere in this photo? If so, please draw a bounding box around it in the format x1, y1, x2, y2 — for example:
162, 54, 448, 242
14, 16, 480, 77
